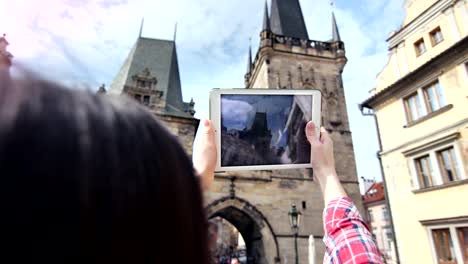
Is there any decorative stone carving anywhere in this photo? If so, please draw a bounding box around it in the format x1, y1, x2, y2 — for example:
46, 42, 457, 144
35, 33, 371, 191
276, 72, 281, 88
322, 76, 343, 126
310, 68, 316, 86
287, 71, 292, 88
132, 67, 158, 90
298, 65, 303, 84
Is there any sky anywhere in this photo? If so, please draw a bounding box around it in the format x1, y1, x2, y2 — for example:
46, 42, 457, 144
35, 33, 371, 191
1, 0, 407, 192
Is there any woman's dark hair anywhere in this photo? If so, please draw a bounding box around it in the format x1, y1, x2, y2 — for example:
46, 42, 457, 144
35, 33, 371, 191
0, 72, 209, 263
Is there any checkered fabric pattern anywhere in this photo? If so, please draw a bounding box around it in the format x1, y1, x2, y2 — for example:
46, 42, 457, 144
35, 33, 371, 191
323, 197, 384, 264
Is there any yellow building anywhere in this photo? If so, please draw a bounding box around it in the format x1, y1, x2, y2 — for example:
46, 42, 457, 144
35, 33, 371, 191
360, 0, 468, 263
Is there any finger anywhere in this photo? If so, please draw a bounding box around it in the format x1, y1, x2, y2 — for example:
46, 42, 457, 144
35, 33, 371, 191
320, 127, 330, 143
305, 121, 317, 143
202, 119, 213, 133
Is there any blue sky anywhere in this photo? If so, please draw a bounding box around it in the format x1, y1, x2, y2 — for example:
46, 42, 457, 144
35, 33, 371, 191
1, 0, 407, 192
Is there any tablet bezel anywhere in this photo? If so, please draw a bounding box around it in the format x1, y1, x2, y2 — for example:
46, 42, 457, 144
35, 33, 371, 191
210, 89, 322, 172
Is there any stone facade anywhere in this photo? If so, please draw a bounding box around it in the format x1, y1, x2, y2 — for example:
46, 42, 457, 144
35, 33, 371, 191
158, 114, 198, 155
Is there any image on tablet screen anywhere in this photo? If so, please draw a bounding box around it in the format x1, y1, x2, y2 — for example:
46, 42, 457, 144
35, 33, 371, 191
221, 94, 312, 167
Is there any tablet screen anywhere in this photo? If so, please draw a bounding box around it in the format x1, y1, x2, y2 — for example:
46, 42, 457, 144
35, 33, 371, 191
221, 94, 312, 167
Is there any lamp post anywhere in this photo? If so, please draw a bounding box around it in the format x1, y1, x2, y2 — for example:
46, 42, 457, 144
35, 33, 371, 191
289, 204, 301, 264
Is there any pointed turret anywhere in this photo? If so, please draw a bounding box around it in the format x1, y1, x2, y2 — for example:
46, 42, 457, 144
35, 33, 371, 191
331, 12, 341, 41
109, 36, 193, 118
262, 0, 271, 32
139, 18, 144, 38
270, 0, 309, 39
246, 43, 252, 74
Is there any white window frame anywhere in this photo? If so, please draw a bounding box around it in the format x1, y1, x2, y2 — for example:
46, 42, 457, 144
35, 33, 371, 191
401, 78, 447, 124
409, 141, 466, 190
426, 223, 468, 264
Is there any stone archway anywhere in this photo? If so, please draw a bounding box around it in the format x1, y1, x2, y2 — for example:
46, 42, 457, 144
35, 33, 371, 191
206, 197, 280, 264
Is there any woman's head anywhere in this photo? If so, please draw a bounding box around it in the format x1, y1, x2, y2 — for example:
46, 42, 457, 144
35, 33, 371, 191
0, 73, 208, 263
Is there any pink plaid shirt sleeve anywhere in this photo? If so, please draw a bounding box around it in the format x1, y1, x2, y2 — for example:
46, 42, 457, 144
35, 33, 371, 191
323, 197, 384, 264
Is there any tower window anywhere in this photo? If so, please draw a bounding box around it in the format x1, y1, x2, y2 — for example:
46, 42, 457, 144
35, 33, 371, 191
430, 27, 444, 46
302, 201, 306, 210
143, 95, 150, 106
414, 38, 426, 56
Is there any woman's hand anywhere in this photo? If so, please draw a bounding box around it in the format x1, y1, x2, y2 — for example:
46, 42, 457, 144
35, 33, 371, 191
305, 121, 346, 204
192, 119, 217, 191
305, 121, 336, 180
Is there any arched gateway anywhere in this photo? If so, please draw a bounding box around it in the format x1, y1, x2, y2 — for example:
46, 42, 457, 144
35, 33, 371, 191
206, 196, 280, 264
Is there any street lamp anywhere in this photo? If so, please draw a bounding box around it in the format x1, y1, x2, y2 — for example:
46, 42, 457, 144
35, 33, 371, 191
289, 204, 302, 264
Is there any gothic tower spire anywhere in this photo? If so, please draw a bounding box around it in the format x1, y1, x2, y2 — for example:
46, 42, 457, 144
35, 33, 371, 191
139, 18, 144, 38
262, 0, 271, 32
270, 0, 309, 39
246, 41, 252, 74
331, 12, 341, 41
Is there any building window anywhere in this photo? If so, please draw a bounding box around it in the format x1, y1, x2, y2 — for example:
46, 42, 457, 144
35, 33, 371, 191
430, 27, 444, 46
415, 155, 435, 188
404, 93, 423, 122
143, 95, 150, 106
134, 94, 142, 102
368, 209, 374, 223
423, 82, 446, 113
410, 141, 466, 191
382, 206, 390, 221
457, 227, 468, 263
403, 81, 447, 124
414, 38, 426, 56
432, 228, 456, 264
437, 147, 461, 183
384, 226, 393, 251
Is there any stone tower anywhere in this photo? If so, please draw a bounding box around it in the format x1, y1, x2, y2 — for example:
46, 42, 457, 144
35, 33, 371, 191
0, 34, 13, 79
107, 35, 198, 153
205, 1, 363, 263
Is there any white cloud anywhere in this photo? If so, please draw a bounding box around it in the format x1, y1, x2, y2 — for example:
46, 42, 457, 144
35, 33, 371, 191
221, 98, 255, 130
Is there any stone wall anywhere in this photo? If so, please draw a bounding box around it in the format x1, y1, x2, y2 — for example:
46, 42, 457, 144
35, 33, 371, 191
157, 114, 199, 156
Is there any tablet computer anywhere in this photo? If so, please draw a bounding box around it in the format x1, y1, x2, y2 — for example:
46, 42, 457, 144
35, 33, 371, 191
210, 89, 322, 172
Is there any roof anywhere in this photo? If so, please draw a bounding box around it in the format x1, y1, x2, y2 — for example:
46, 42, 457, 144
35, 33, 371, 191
362, 182, 386, 204
270, 0, 309, 39
109, 37, 193, 119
